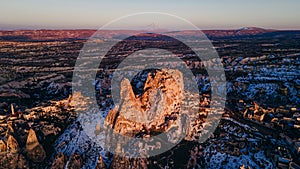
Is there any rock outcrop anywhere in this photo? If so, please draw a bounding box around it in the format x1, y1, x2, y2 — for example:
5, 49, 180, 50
0, 134, 29, 169
104, 69, 205, 168
110, 154, 148, 169
68, 152, 83, 169
7, 135, 19, 152
0, 153, 29, 169
0, 140, 7, 153
105, 69, 184, 139
102, 69, 213, 168
0, 92, 80, 168
50, 121, 102, 169
95, 155, 106, 169
51, 152, 68, 169
26, 129, 46, 162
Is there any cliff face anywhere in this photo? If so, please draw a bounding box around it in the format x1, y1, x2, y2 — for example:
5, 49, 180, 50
103, 69, 211, 168
105, 69, 208, 142
105, 69, 184, 139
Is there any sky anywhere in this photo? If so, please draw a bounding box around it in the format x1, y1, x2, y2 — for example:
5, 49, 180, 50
0, 0, 300, 30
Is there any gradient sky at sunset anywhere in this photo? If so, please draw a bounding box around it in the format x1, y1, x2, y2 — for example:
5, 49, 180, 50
1, 0, 299, 30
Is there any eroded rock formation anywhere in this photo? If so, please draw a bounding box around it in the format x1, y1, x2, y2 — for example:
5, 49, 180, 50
68, 152, 83, 169
51, 152, 68, 169
0, 140, 7, 152
96, 155, 106, 169
7, 134, 19, 153
26, 128, 46, 162
105, 69, 184, 139
104, 69, 210, 168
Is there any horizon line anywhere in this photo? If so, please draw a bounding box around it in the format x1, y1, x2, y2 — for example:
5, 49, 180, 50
1, 27, 300, 31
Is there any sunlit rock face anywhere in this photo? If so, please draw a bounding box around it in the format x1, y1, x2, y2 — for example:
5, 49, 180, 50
105, 69, 184, 138
26, 129, 46, 163
105, 69, 209, 144
0, 140, 7, 152
104, 68, 210, 168
7, 135, 19, 153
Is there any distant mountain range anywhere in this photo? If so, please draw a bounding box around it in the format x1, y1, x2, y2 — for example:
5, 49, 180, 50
0, 27, 299, 41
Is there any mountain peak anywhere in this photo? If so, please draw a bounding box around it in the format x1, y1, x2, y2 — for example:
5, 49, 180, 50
235, 27, 273, 35
237, 27, 266, 31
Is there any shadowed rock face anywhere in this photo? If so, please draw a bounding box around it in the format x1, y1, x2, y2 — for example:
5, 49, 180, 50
68, 152, 83, 169
0, 134, 29, 168
0, 152, 29, 169
105, 69, 184, 138
96, 155, 106, 169
51, 152, 68, 169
